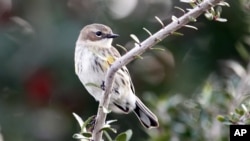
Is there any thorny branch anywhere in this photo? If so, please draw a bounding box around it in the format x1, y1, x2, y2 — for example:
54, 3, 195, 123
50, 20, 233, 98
92, 0, 226, 140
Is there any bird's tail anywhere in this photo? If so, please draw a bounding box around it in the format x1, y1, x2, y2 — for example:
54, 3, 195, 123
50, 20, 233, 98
133, 96, 159, 128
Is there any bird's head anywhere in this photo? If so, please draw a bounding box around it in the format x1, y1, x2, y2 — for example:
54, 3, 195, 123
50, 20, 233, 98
78, 23, 119, 47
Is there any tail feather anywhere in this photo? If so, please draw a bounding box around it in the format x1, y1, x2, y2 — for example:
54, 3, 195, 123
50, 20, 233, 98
133, 97, 159, 128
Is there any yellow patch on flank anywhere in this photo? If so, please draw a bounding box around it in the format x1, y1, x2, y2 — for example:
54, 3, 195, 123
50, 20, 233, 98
106, 55, 116, 65
102, 55, 116, 69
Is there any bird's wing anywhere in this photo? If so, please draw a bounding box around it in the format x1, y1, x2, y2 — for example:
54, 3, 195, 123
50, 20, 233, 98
96, 46, 136, 95
110, 47, 136, 94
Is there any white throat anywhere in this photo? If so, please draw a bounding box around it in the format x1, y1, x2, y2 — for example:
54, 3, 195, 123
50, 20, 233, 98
77, 38, 113, 48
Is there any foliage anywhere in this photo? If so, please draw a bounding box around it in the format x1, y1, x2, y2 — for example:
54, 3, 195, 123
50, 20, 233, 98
72, 113, 132, 141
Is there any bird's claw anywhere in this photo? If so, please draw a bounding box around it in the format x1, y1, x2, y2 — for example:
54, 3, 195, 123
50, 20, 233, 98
100, 81, 105, 91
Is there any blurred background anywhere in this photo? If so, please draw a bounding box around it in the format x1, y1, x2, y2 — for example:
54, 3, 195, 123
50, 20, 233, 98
0, 0, 250, 140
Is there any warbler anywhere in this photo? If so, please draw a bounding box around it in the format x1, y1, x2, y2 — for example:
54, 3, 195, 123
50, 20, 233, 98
74, 23, 159, 128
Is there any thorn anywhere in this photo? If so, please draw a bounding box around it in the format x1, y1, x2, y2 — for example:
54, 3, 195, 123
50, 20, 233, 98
130, 34, 141, 46
143, 27, 152, 36
150, 47, 165, 52
174, 6, 186, 15
215, 18, 228, 22
154, 38, 162, 42
217, 1, 230, 7
186, 8, 193, 12
116, 44, 128, 53
133, 43, 141, 47
184, 24, 198, 30
188, 16, 197, 22
172, 32, 184, 36
155, 16, 165, 28
134, 55, 143, 60
180, 0, 195, 3
102, 106, 111, 114
210, 7, 216, 15
171, 16, 180, 24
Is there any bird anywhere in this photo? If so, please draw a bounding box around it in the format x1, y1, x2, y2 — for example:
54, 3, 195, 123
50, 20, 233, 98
74, 23, 159, 128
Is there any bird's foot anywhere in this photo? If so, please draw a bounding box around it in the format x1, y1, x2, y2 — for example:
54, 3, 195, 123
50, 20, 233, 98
100, 81, 105, 91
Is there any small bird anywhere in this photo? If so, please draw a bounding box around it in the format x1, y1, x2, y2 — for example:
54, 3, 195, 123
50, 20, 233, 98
74, 23, 159, 128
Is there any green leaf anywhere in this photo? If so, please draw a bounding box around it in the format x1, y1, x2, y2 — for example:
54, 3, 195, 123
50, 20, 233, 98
101, 126, 117, 134
235, 108, 244, 116
236, 42, 250, 61
82, 115, 96, 132
81, 132, 92, 138
103, 131, 113, 141
241, 104, 249, 113
72, 113, 84, 128
115, 129, 133, 141
72, 133, 90, 140
217, 115, 226, 122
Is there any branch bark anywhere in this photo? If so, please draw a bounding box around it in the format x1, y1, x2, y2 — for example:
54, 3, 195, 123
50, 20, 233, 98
92, 0, 224, 140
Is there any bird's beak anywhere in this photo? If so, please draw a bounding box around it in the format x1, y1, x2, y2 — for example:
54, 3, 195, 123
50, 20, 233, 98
106, 33, 119, 38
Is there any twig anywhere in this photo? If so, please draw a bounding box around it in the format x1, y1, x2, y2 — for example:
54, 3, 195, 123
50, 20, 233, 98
92, 0, 224, 140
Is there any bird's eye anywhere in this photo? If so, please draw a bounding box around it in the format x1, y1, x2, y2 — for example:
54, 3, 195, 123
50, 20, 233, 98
95, 31, 102, 37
